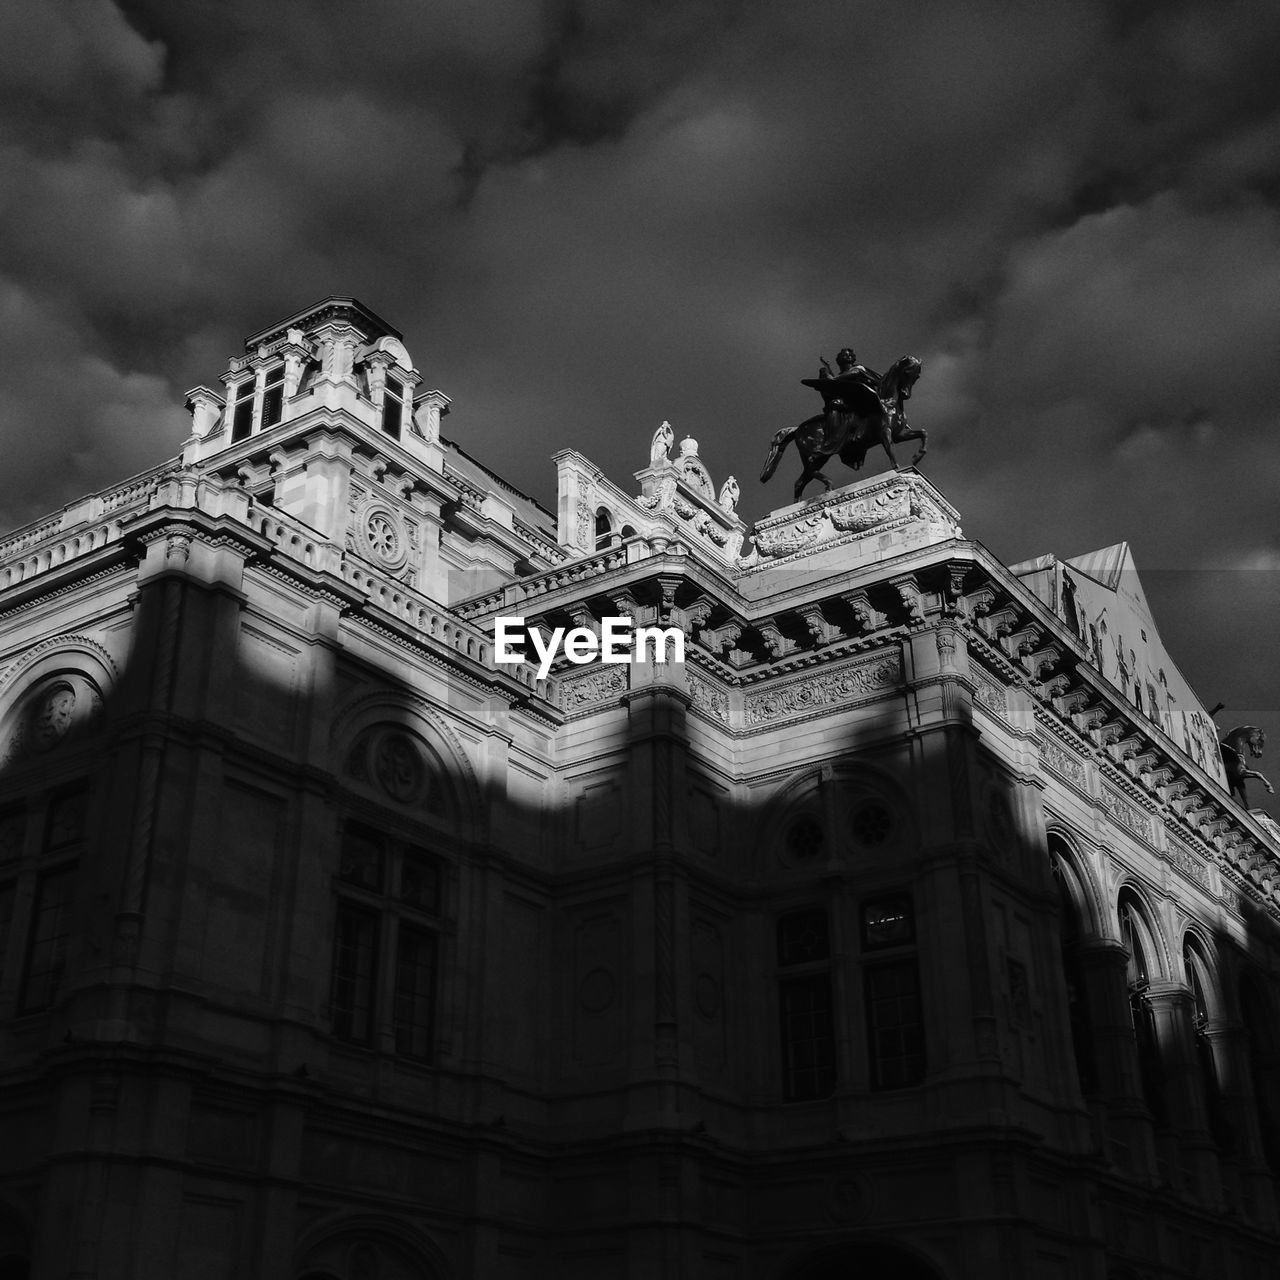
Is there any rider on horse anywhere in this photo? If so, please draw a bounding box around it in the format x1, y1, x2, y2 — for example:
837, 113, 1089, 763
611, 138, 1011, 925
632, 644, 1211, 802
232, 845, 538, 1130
804, 349, 882, 453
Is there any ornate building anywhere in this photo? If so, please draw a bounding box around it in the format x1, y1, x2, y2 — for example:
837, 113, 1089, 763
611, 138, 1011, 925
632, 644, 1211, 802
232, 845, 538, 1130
1, 298, 1279, 1278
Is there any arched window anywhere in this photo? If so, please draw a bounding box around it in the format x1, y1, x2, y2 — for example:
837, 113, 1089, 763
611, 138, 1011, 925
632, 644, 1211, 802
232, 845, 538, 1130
1240, 976, 1280, 1171
594, 508, 613, 550
1118, 891, 1167, 1126
1183, 938, 1233, 1150
1049, 836, 1098, 1094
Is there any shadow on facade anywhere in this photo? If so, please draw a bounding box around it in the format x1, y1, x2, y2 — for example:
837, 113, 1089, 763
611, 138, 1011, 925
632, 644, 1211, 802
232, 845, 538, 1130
0, 570, 1276, 1279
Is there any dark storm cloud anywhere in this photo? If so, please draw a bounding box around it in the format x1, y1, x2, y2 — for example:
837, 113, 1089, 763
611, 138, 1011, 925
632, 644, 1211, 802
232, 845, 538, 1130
3, 0, 1280, 803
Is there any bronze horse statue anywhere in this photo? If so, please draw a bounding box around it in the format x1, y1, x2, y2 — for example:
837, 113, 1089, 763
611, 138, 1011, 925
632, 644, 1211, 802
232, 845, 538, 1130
760, 355, 926, 503
1220, 725, 1275, 807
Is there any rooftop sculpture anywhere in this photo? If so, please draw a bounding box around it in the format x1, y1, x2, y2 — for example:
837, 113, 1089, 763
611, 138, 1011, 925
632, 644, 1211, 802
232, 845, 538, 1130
760, 348, 926, 502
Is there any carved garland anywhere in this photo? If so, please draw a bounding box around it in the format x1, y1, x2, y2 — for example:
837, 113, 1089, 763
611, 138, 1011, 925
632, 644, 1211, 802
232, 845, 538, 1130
744, 651, 901, 726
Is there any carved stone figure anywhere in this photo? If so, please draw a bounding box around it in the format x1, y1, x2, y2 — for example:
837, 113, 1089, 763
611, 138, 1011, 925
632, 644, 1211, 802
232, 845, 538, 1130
717, 476, 740, 512
1220, 725, 1275, 807
31, 683, 76, 752
649, 421, 674, 467
759, 351, 927, 502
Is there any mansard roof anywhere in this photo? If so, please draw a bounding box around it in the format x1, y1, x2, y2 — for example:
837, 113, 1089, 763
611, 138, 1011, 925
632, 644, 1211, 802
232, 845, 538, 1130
244, 295, 402, 349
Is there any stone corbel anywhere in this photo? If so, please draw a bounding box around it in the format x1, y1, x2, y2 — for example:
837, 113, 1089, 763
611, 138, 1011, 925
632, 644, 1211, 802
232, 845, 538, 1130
1004, 624, 1043, 662
1094, 719, 1126, 748
657, 576, 681, 622
757, 620, 799, 660
1039, 673, 1071, 701
979, 604, 1020, 642
1024, 642, 1063, 681
707, 621, 743, 658
1075, 705, 1108, 735
569, 607, 600, 638
1130, 750, 1160, 783
1111, 734, 1144, 763
944, 563, 971, 615
841, 590, 881, 635
797, 603, 841, 647
890, 574, 923, 624
610, 590, 642, 624
1200, 816, 1230, 840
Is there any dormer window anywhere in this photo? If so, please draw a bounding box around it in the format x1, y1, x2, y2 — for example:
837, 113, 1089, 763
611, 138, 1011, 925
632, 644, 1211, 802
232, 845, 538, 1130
229, 363, 286, 442
261, 363, 285, 429
230, 378, 255, 442
383, 375, 405, 440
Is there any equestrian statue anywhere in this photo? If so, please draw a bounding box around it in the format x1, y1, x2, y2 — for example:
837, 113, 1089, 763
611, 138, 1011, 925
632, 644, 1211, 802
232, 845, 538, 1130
760, 348, 926, 503
1220, 725, 1275, 808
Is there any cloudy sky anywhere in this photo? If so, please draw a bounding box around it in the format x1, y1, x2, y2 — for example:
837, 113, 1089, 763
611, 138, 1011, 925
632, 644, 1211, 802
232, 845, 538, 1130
2, 0, 1278, 803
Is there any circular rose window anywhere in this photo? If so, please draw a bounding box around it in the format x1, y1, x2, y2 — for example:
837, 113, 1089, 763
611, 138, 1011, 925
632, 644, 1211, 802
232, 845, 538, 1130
357, 503, 410, 571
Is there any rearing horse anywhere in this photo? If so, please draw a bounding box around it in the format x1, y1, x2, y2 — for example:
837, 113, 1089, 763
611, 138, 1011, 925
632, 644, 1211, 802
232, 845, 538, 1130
760, 356, 926, 503
1220, 725, 1275, 807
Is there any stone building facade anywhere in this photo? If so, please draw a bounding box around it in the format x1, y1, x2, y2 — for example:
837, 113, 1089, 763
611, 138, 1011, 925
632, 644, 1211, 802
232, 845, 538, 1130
1, 298, 1279, 1278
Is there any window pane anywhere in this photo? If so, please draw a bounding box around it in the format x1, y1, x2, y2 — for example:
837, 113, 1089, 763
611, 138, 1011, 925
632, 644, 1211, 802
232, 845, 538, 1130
264, 363, 284, 386
393, 924, 437, 1060
382, 395, 402, 439
780, 974, 836, 1100
0, 880, 14, 988
400, 851, 441, 913
331, 903, 379, 1045
231, 393, 254, 442
19, 866, 77, 1014
339, 826, 384, 890
862, 894, 914, 950
261, 384, 283, 428
46, 791, 87, 850
0, 808, 25, 864
865, 961, 926, 1089
777, 909, 830, 967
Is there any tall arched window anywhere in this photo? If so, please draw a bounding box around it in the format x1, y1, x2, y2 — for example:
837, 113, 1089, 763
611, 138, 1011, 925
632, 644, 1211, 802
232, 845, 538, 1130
1183, 938, 1233, 1150
1240, 976, 1280, 1171
1119, 891, 1167, 1126
1049, 836, 1098, 1094
594, 508, 613, 550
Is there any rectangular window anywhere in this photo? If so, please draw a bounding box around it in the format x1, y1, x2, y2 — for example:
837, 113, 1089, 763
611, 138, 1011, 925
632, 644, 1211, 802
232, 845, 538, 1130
46, 790, 87, 850
231, 380, 255, 442
400, 850, 441, 913
861, 893, 915, 950
777, 909, 835, 1100
383, 376, 404, 440
0, 807, 25, 864
331, 903, 379, 1045
392, 924, 437, 1060
865, 960, 925, 1089
339, 825, 385, 891
261, 364, 284, 429
19, 865, 77, 1014
0, 880, 15, 989
780, 975, 836, 1100
777, 908, 830, 967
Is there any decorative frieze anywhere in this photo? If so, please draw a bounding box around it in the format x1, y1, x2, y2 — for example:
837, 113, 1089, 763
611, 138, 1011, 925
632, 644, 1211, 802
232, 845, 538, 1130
1167, 836, 1210, 888
743, 651, 901, 726
687, 674, 729, 724
1099, 784, 1154, 843
558, 664, 627, 713
973, 676, 1010, 720
1038, 735, 1089, 790
739, 471, 961, 568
